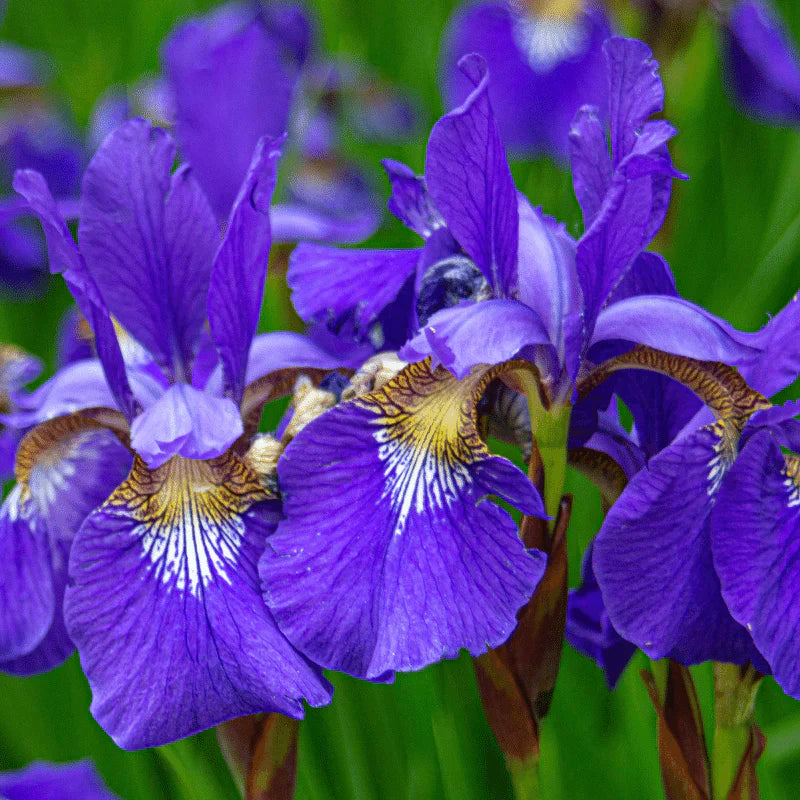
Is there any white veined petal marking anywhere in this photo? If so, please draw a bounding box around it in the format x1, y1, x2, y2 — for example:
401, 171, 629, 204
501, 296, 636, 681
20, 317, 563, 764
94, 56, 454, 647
358, 360, 499, 536
108, 454, 270, 597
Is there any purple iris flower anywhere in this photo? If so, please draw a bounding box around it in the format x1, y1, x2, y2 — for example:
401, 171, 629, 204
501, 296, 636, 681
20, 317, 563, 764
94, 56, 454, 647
261, 38, 785, 684
591, 293, 800, 680
440, 1, 613, 161
161, 0, 410, 244
0, 118, 342, 748
719, 0, 800, 126
0, 760, 120, 800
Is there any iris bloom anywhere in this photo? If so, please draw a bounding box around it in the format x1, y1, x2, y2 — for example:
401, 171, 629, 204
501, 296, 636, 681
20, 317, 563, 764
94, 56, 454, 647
719, 0, 800, 126
590, 295, 800, 683
259, 38, 777, 682
439, 0, 612, 160
0, 760, 120, 800
0, 118, 341, 748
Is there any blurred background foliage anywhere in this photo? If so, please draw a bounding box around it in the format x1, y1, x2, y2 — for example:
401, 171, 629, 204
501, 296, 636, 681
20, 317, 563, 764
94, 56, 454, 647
1, 0, 800, 798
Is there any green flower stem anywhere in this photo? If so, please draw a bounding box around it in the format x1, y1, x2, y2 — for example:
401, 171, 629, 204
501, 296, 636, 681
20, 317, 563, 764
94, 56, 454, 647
509, 758, 542, 800
521, 374, 571, 524
712, 662, 762, 798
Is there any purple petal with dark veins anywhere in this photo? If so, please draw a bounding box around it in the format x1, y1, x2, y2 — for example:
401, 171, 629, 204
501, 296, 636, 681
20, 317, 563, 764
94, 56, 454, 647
720, 0, 800, 125
1, 423, 132, 675
207, 135, 282, 403
593, 423, 765, 667
0, 541, 73, 677
426, 53, 519, 297
440, 3, 611, 161
0, 486, 53, 662
129, 383, 242, 469
712, 431, 800, 697
400, 298, 553, 379
65, 455, 331, 749
288, 243, 421, 331
382, 158, 444, 238
13, 171, 138, 419
78, 119, 219, 378
569, 106, 612, 228
0, 760, 121, 800
261, 361, 546, 679
604, 37, 664, 166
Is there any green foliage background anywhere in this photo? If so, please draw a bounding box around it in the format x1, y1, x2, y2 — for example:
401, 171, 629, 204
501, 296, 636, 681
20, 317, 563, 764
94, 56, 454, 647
1, 0, 800, 797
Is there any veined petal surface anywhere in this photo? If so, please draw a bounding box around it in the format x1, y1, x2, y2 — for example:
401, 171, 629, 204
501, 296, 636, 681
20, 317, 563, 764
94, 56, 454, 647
712, 432, 800, 697
261, 360, 546, 679
79, 119, 219, 378
207, 135, 282, 403
426, 53, 518, 297
593, 423, 764, 666
0, 486, 54, 662
65, 453, 331, 749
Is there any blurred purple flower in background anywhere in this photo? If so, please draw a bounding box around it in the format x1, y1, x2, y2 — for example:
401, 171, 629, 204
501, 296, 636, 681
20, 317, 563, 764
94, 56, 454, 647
0, 759, 120, 800
719, 0, 800, 125
439, 0, 612, 161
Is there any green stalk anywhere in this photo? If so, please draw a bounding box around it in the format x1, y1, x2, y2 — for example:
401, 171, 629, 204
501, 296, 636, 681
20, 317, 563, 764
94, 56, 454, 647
521, 374, 571, 523
711, 663, 762, 798
508, 760, 542, 800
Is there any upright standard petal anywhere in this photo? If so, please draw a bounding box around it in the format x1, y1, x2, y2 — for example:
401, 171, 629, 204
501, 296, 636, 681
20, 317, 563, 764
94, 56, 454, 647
78, 119, 219, 378
261, 360, 547, 679
65, 454, 331, 749
207, 135, 282, 404
604, 37, 664, 168
12, 170, 138, 420
425, 53, 519, 297
164, 5, 300, 217
593, 423, 764, 666
712, 432, 800, 697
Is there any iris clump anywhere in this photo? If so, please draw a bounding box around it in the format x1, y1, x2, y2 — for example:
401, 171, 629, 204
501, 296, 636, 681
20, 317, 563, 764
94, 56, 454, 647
3, 2, 800, 799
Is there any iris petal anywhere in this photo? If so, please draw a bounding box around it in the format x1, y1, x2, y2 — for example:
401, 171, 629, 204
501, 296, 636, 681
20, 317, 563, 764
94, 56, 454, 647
261, 359, 547, 679
712, 432, 800, 697
64, 453, 332, 749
